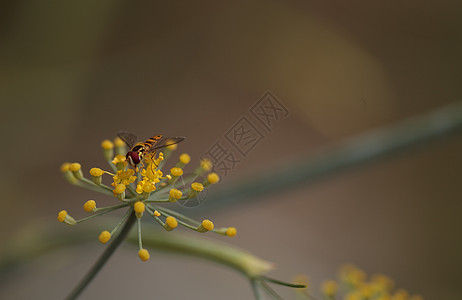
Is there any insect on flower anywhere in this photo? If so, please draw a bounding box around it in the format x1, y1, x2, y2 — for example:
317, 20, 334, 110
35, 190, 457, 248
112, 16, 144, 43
118, 131, 185, 170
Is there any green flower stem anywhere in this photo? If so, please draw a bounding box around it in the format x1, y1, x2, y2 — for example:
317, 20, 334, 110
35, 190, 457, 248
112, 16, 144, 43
76, 205, 129, 223
196, 100, 462, 214
261, 280, 284, 300
152, 206, 200, 226
127, 226, 274, 278
149, 207, 197, 230
66, 209, 136, 300
76, 181, 113, 197
79, 177, 113, 193
261, 276, 306, 288
251, 279, 265, 300
95, 203, 129, 212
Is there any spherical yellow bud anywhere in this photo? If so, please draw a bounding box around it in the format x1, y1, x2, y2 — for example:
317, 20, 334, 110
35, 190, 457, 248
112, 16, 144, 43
166, 140, 178, 150
60, 162, 71, 172
112, 155, 126, 165
202, 219, 214, 231
153, 210, 161, 217
57, 210, 67, 222
191, 182, 204, 192
89, 168, 104, 177
207, 173, 220, 184
226, 227, 237, 237
101, 139, 114, 150
134, 201, 145, 213
179, 153, 191, 164
83, 200, 96, 212
322, 280, 338, 297
166, 216, 178, 229
138, 249, 150, 261
69, 163, 81, 172
99, 231, 111, 244
170, 167, 183, 177
114, 184, 126, 194
114, 137, 125, 147
169, 189, 183, 201
200, 158, 212, 171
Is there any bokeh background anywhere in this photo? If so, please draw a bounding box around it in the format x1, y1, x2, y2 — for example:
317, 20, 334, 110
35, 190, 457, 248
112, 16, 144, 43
1, 1, 461, 299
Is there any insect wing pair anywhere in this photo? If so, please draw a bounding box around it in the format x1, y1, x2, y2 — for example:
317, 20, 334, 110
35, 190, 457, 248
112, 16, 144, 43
117, 131, 185, 166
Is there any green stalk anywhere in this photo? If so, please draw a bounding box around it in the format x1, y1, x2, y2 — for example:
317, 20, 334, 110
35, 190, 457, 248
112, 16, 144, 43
65, 209, 136, 300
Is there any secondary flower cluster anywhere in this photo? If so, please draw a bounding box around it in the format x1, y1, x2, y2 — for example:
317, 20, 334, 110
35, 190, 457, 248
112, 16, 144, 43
58, 136, 236, 261
294, 264, 423, 300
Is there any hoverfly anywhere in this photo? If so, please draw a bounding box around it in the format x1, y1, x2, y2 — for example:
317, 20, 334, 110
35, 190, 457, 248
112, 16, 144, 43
117, 131, 185, 170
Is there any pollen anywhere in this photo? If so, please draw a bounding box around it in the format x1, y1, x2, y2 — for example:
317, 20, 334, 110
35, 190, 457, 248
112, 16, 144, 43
207, 173, 220, 184
170, 167, 183, 177
83, 200, 96, 212
322, 280, 338, 297
166, 216, 178, 229
153, 210, 161, 217
90, 168, 104, 177
138, 249, 150, 261
112, 155, 126, 165
57, 210, 68, 222
169, 188, 183, 201
98, 231, 111, 244
179, 153, 191, 164
134, 201, 145, 213
69, 163, 81, 172
114, 184, 126, 194
191, 182, 204, 192
60, 162, 71, 173
200, 158, 212, 171
101, 139, 114, 150
226, 227, 237, 237
202, 219, 214, 231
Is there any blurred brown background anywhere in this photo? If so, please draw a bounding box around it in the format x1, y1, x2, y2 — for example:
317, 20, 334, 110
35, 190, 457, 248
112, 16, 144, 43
1, 1, 461, 299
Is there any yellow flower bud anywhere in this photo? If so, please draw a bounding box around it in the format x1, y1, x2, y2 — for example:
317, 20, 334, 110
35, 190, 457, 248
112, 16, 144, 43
179, 153, 191, 164
99, 231, 111, 244
153, 210, 161, 217
169, 188, 183, 202
83, 200, 96, 212
164, 216, 178, 231
191, 182, 204, 192
70, 163, 83, 180
322, 280, 338, 297
138, 249, 150, 261
134, 201, 145, 218
197, 219, 214, 232
226, 227, 237, 237
170, 167, 183, 177
200, 158, 212, 171
207, 173, 220, 184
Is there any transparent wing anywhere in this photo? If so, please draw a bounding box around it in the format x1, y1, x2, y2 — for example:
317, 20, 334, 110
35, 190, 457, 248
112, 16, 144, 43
148, 136, 186, 151
117, 131, 138, 149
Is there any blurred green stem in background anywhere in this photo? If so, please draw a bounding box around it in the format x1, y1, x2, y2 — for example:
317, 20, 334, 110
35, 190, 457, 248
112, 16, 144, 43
197, 100, 462, 214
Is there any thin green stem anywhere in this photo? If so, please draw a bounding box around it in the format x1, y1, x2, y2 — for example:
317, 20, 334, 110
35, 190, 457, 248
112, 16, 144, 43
76, 205, 129, 224
251, 279, 265, 300
95, 203, 129, 212
137, 217, 142, 250
262, 276, 306, 288
151, 207, 197, 230
192, 100, 462, 215
65, 208, 136, 300
153, 206, 200, 226
261, 280, 284, 300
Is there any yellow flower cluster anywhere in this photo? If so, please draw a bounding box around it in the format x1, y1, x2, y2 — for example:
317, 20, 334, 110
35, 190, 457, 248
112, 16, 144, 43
296, 264, 423, 300
58, 135, 236, 261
